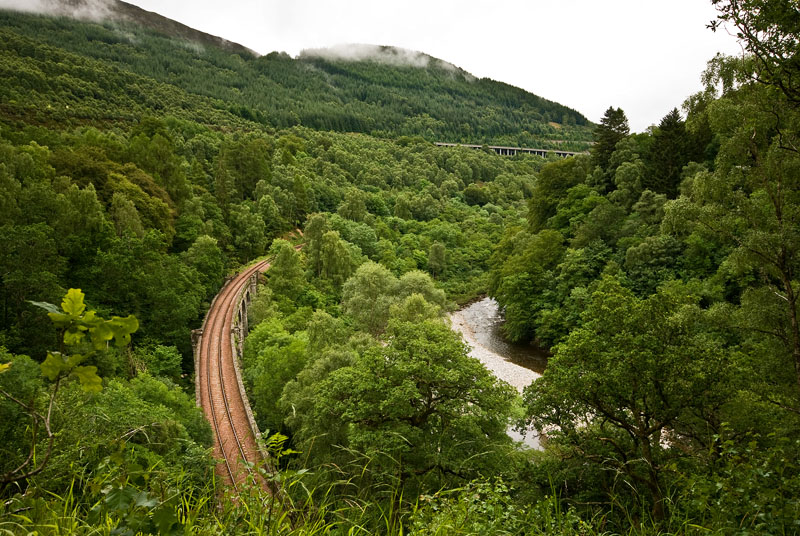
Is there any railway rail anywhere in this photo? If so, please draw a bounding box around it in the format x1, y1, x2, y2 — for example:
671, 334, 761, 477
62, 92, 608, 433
195, 259, 271, 490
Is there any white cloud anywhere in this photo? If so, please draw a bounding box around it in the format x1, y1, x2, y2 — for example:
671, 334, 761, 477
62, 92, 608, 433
0, 0, 113, 21
299, 44, 461, 72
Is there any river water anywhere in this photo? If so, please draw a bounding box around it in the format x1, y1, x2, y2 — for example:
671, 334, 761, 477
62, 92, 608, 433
450, 297, 548, 448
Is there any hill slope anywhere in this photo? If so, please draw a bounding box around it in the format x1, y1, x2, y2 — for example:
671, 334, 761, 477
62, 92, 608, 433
0, 4, 592, 149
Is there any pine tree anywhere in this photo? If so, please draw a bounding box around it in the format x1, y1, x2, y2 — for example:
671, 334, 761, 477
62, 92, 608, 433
645, 108, 689, 198
591, 106, 630, 172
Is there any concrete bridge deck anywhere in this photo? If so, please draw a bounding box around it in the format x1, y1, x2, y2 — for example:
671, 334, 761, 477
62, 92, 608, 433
435, 142, 587, 158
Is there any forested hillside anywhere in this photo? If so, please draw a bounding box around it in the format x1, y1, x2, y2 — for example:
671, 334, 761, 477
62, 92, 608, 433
1, 1, 799, 534
0, 5, 592, 149
0, 6, 550, 532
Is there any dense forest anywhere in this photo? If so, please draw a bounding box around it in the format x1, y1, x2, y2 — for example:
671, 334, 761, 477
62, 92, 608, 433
1, 0, 799, 534
0, 7, 592, 150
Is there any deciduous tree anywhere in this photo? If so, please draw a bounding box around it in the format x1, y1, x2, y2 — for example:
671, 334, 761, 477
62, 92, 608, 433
298, 319, 515, 491
524, 277, 732, 521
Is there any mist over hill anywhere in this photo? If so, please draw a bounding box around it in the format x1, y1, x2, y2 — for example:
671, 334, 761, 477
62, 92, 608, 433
0, 0, 257, 55
0, 3, 592, 148
300, 43, 464, 73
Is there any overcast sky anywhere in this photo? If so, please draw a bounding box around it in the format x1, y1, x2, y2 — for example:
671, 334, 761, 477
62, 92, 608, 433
6, 0, 744, 132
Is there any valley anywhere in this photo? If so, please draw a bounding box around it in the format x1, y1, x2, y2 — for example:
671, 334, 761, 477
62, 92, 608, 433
1, 1, 799, 534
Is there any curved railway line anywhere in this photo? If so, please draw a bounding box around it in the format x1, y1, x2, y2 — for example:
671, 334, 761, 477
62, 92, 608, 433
196, 259, 271, 490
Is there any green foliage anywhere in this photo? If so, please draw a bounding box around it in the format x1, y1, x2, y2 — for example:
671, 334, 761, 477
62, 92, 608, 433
591, 106, 630, 174
34, 288, 137, 392
0, 222, 65, 356
242, 318, 308, 434
110, 191, 145, 238
319, 230, 358, 288
0, 289, 139, 487
342, 264, 447, 335
410, 479, 588, 535
4, 3, 800, 532
1, 10, 593, 149
135, 343, 183, 380
711, 0, 800, 104
388, 293, 443, 325
665, 75, 800, 394
427, 241, 446, 278
293, 319, 516, 492
675, 432, 800, 532
88, 232, 204, 355
0, 26, 252, 131
644, 108, 690, 197
181, 234, 225, 299
37, 374, 213, 496
394, 270, 448, 310
486, 35, 800, 529
341, 261, 398, 335
267, 239, 305, 305
489, 228, 565, 343
0, 349, 43, 482
526, 155, 593, 232
524, 277, 734, 521
228, 202, 267, 262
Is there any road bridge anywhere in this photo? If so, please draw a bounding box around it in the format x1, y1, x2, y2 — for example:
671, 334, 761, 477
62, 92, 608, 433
435, 142, 586, 158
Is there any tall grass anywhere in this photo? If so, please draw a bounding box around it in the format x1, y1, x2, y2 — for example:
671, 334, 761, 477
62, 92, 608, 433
1, 447, 774, 535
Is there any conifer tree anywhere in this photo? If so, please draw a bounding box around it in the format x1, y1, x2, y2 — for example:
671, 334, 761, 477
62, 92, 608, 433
591, 106, 630, 172
645, 108, 689, 198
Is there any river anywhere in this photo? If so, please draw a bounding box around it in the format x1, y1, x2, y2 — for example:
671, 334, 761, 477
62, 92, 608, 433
450, 297, 548, 448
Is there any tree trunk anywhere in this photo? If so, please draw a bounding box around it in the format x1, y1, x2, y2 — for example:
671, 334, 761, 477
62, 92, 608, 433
779, 272, 800, 395
639, 434, 665, 523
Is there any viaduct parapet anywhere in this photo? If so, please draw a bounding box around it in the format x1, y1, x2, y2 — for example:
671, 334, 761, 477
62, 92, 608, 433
435, 142, 587, 158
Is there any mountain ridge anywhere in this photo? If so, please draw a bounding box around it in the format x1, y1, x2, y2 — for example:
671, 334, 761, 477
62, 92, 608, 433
0, 3, 593, 148
1, 0, 258, 56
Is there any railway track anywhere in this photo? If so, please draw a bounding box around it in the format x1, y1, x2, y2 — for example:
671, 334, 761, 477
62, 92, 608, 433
196, 259, 270, 490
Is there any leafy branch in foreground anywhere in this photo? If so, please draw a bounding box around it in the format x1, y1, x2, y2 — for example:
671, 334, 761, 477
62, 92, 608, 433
0, 288, 137, 485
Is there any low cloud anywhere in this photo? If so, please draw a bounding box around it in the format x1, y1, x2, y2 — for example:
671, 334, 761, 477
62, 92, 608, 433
300, 44, 460, 72
0, 0, 113, 21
